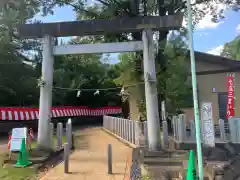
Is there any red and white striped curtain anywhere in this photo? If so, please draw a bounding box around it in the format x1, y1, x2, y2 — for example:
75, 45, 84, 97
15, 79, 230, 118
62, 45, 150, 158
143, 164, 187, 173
0, 106, 122, 121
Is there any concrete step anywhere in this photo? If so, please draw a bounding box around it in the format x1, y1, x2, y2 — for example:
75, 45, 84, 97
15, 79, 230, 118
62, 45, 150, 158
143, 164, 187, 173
142, 165, 182, 179
143, 157, 183, 166
179, 169, 210, 180
144, 150, 187, 159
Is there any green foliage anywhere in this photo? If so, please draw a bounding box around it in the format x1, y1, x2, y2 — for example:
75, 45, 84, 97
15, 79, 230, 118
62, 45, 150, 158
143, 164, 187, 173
164, 32, 193, 114
0, 1, 121, 107
0, 1, 40, 106
51, 37, 122, 107
221, 35, 240, 60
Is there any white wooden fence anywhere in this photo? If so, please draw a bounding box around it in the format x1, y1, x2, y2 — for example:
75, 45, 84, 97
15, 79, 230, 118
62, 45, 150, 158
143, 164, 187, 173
103, 116, 170, 147
103, 116, 148, 147
104, 115, 240, 147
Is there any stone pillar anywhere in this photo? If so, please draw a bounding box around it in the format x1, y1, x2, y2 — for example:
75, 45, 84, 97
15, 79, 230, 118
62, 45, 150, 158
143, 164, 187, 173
163, 121, 169, 147
135, 121, 142, 146
57, 122, 63, 148
190, 120, 196, 141
229, 117, 237, 143
236, 118, 240, 143
173, 116, 178, 140
143, 29, 161, 150
37, 35, 54, 149
66, 119, 72, 149
49, 123, 54, 148
172, 116, 177, 140
219, 119, 226, 142
178, 114, 186, 143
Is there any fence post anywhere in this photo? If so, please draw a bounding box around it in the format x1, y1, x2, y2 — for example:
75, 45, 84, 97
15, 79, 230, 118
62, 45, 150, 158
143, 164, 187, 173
135, 121, 141, 146
172, 116, 177, 140
57, 123, 63, 148
103, 116, 105, 128
116, 118, 119, 135
163, 121, 168, 147
49, 123, 54, 147
120, 119, 123, 138
236, 118, 240, 143
229, 117, 237, 143
190, 120, 196, 141
66, 118, 72, 149
108, 144, 112, 174
131, 120, 135, 144
123, 119, 126, 140
113, 117, 116, 133
125, 119, 128, 140
144, 121, 148, 148
127, 120, 129, 141
129, 120, 132, 143
178, 114, 186, 143
64, 143, 69, 173
219, 119, 225, 141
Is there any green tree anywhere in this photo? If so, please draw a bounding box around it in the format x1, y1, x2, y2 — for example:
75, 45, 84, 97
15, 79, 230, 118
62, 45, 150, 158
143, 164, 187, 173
0, 1, 41, 106
164, 32, 193, 114
221, 35, 240, 60
51, 37, 121, 107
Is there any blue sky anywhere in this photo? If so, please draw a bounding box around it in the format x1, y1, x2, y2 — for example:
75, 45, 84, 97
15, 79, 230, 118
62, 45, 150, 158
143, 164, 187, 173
33, 5, 240, 63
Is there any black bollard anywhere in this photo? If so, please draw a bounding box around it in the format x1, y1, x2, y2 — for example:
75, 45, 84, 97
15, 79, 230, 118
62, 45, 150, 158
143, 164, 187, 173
108, 144, 112, 174
64, 143, 69, 173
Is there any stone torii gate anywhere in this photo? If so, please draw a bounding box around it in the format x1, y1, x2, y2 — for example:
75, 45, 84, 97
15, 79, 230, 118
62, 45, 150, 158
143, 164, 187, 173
17, 14, 183, 151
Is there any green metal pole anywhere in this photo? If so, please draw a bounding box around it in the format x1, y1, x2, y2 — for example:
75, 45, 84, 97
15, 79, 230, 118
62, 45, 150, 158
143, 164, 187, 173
186, 0, 204, 179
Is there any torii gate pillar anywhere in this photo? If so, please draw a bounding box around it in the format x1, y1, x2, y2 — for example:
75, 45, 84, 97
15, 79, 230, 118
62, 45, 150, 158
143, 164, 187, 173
143, 29, 161, 150
37, 35, 54, 149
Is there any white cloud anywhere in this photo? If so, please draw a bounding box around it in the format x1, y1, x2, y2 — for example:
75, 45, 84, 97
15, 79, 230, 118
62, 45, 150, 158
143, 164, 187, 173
196, 16, 223, 29
207, 45, 224, 56
195, 3, 226, 30
236, 24, 240, 33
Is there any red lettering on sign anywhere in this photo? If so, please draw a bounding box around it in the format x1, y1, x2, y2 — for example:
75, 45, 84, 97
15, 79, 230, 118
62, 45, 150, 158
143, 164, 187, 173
227, 75, 235, 120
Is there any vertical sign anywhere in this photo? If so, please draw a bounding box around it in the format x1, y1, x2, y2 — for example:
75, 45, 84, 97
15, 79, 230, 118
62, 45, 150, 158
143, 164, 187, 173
201, 102, 215, 147
227, 75, 235, 120
161, 101, 166, 121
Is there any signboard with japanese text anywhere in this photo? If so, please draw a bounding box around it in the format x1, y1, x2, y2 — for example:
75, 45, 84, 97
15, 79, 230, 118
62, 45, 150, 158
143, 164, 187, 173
10, 127, 27, 151
201, 102, 215, 147
227, 75, 235, 120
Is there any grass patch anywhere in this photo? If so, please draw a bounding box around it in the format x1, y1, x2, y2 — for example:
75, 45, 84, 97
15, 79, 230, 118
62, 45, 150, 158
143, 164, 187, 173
0, 136, 67, 180
30, 135, 66, 150
0, 153, 37, 180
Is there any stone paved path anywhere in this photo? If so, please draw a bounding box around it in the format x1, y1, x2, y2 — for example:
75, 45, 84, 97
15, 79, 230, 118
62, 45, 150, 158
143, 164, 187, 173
40, 127, 133, 180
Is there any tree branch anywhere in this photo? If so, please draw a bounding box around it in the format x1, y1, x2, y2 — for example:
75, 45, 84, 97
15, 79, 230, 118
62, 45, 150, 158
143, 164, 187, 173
95, 0, 111, 6
173, 0, 210, 13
